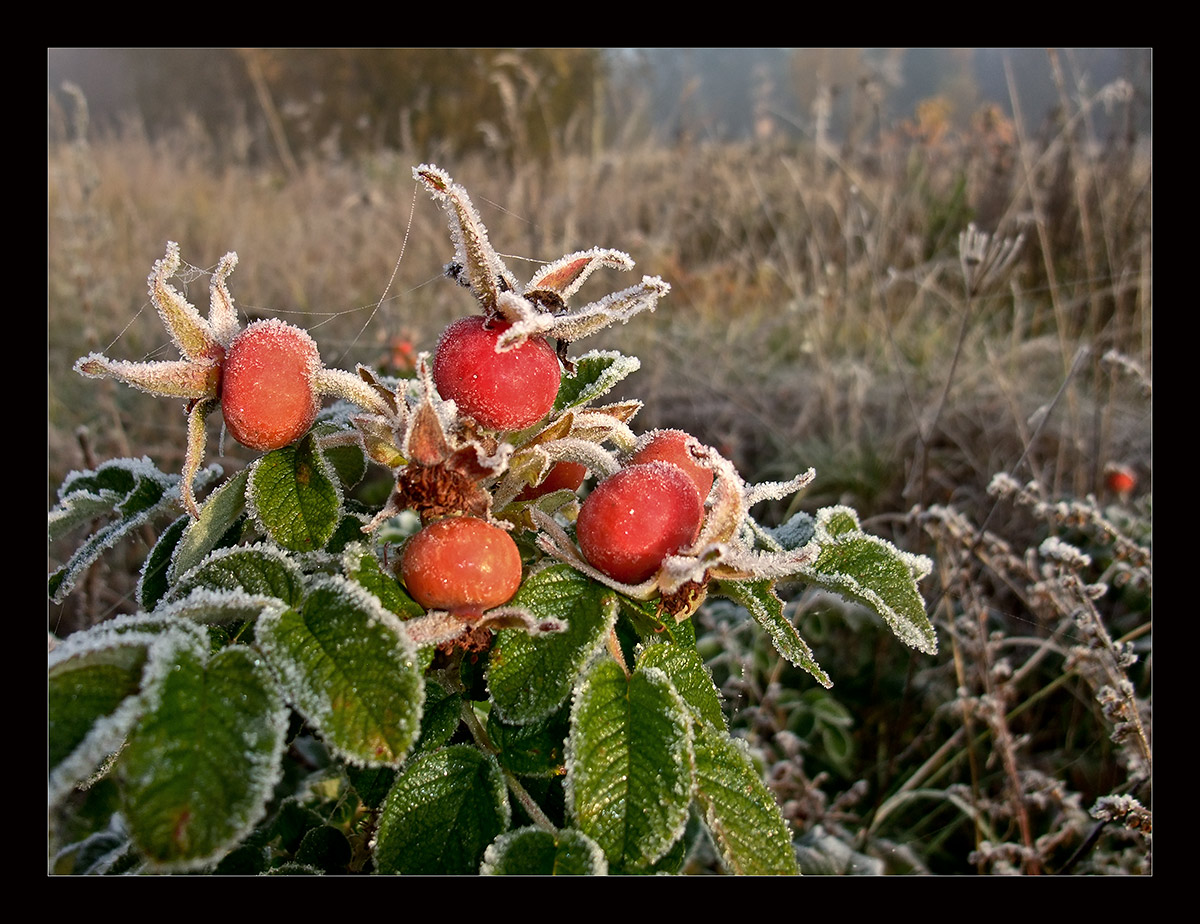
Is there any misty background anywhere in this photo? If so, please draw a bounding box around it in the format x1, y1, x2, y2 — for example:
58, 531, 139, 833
48, 49, 1151, 165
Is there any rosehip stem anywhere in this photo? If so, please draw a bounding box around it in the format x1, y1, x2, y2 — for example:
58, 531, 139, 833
453, 695, 558, 834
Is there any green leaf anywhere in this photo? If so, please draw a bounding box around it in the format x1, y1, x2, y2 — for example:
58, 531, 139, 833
374, 745, 510, 875
116, 638, 288, 871
481, 826, 607, 875
170, 468, 250, 582
692, 720, 798, 875
797, 505, 937, 655
168, 544, 306, 608
488, 701, 570, 777
553, 350, 641, 412
256, 575, 424, 767
566, 659, 693, 871
48, 618, 210, 808
247, 434, 343, 551
344, 544, 424, 620
412, 680, 462, 756
718, 579, 831, 688
487, 565, 618, 723
48, 458, 193, 602
637, 641, 726, 730
137, 515, 190, 610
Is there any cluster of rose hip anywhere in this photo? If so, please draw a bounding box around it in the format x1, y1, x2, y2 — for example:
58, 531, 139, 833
403, 313, 713, 623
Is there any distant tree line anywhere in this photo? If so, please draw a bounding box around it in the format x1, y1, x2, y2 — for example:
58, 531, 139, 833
48, 48, 1150, 164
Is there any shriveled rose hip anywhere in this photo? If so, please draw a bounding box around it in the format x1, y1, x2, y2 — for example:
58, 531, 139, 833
432, 315, 561, 431
220, 319, 322, 451
400, 516, 523, 621
575, 461, 704, 585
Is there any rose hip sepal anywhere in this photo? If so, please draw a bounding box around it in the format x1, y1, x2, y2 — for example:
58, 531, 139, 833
75, 243, 390, 518
533, 443, 819, 619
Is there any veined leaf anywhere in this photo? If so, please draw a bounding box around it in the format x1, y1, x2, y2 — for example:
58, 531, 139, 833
692, 720, 798, 875
137, 514, 189, 610
796, 506, 937, 655
374, 745, 510, 875
256, 575, 424, 767
481, 826, 607, 875
167, 543, 306, 608
637, 641, 726, 730
487, 701, 571, 777
488, 564, 617, 723
170, 467, 250, 582
566, 659, 692, 871
49, 458, 208, 602
115, 637, 288, 871
246, 434, 343, 551
553, 350, 641, 412
48, 617, 210, 809
718, 579, 831, 688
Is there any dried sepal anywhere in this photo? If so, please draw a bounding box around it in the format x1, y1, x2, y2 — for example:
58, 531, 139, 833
180, 397, 219, 518
147, 242, 227, 361
402, 605, 566, 649
527, 247, 635, 299
74, 355, 220, 400
413, 164, 517, 312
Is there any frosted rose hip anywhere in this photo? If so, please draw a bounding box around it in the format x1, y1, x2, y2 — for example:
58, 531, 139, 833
632, 429, 714, 500
576, 461, 704, 585
400, 516, 522, 619
432, 315, 561, 430
220, 319, 322, 451
517, 461, 588, 501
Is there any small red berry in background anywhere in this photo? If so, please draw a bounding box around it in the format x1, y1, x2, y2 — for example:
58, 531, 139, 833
400, 516, 523, 621
517, 461, 588, 501
576, 461, 705, 585
220, 319, 322, 451
632, 429, 714, 500
1104, 463, 1137, 500
432, 315, 561, 431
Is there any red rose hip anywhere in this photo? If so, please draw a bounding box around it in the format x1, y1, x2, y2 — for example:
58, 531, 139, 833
576, 461, 705, 585
632, 429, 714, 500
220, 319, 322, 450
400, 516, 523, 620
432, 315, 561, 431
517, 461, 588, 501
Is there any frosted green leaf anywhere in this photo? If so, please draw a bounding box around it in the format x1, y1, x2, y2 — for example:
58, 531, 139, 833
168, 543, 306, 608
155, 587, 290, 627
692, 720, 798, 875
49, 641, 147, 805
566, 659, 693, 871
481, 826, 607, 875
170, 467, 250, 582
256, 575, 423, 767
137, 514, 189, 610
487, 701, 571, 776
488, 564, 617, 723
246, 434, 342, 552
48, 618, 209, 808
48, 458, 202, 602
374, 745, 510, 875
637, 641, 726, 730
411, 680, 461, 756
718, 579, 831, 688
313, 424, 367, 490
344, 544, 424, 620
553, 350, 641, 412
796, 505, 937, 655
115, 638, 288, 871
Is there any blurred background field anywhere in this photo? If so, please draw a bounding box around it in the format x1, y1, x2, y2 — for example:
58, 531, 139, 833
48, 48, 1151, 874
